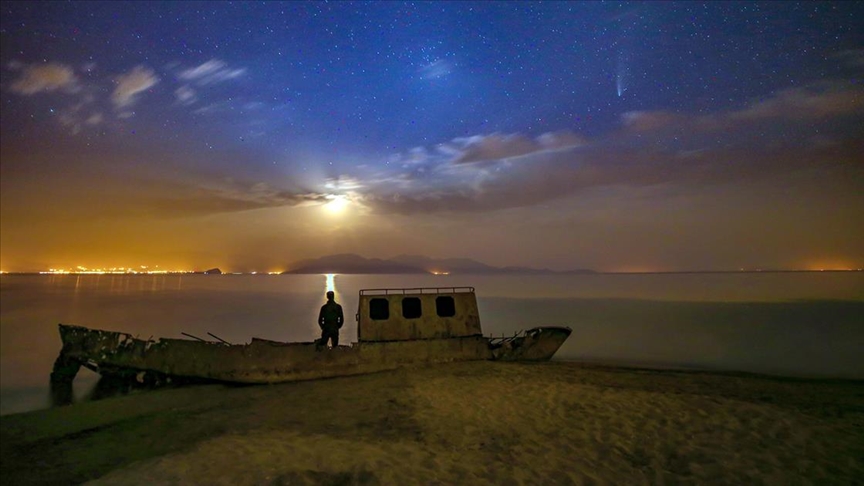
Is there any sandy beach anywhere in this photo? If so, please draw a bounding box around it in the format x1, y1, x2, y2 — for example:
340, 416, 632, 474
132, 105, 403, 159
2, 361, 862, 485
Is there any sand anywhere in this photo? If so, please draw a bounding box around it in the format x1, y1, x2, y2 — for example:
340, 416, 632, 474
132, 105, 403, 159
1, 361, 862, 485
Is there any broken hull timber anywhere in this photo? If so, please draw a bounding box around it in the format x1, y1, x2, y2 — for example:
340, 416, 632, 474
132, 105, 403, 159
54, 324, 571, 385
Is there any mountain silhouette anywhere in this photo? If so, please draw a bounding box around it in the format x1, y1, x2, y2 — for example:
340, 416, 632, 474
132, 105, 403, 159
282, 254, 420, 274
282, 254, 595, 275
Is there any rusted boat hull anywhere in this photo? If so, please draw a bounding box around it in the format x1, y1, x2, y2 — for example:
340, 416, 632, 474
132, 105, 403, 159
489, 327, 573, 361
53, 323, 571, 385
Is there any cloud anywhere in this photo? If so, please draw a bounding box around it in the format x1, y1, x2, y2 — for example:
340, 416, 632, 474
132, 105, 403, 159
399, 147, 431, 167
537, 131, 590, 150
358, 146, 626, 213
112, 66, 159, 109
323, 176, 364, 192
347, 83, 864, 215
57, 113, 83, 135
729, 85, 863, 122
834, 49, 864, 68
192, 101, 232, 115
624, 83, 864, 134
360, 138, 862, 215
5, 62, 105, 134
126, 84, 862, 218
175, 85, 197, 105
7, 59, 247, 129
54, 98, 100, 135
227, 181, 328, 207
621, 111, 684, 131
447, 133, 538, 164
444, 131, 587, 165
180, 60, 222, 80
9, 62, 79, 94
141, 174, 378, 218
179, 59, 246, 86
118, 176, 332, 218
419, 59, 454, 79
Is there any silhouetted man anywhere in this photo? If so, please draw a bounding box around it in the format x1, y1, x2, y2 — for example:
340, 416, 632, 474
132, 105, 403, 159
318, 290, 344, 348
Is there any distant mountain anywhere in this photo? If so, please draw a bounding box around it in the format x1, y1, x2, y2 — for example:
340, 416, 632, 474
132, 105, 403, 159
282, 254, 421, 274
560, 268, 597, 275
389, 254, 499, 273
389, 254, 594, 274
193, 267, 222, 275
282, 253, 595, 275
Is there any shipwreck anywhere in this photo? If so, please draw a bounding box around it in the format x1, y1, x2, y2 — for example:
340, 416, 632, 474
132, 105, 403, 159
50, 287, 571, 392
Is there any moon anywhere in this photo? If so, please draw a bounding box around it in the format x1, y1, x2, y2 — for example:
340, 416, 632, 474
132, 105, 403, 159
323, 195, 349, 215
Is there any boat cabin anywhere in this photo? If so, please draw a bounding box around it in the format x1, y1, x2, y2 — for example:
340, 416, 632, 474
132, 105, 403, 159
356, 287, 482, 342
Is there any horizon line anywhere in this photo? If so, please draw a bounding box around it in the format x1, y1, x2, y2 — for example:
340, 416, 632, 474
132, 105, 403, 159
1, 269, 861, 276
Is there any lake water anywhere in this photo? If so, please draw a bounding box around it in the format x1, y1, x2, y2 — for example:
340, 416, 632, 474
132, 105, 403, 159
1, 273, 862, 415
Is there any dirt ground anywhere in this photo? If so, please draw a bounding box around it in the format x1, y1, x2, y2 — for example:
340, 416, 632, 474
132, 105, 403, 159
2, 361, 863, 485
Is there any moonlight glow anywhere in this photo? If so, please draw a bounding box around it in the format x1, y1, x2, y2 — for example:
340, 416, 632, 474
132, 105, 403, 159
323, 195, 349, 215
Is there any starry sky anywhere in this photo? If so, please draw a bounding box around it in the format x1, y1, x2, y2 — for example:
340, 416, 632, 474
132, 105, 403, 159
1, 1, 862, 272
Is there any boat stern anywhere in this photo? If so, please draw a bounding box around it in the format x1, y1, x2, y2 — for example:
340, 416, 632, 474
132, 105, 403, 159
489, 326, 572, 361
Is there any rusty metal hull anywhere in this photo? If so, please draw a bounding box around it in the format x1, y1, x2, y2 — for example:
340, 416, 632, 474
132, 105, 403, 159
53, 323, 570, 385
489, 327, 573, 361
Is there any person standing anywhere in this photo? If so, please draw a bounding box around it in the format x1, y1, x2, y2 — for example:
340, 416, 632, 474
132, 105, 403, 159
317, 290, 344, 348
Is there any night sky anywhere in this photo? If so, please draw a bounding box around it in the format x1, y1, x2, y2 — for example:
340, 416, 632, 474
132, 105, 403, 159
1, 1, 862, 272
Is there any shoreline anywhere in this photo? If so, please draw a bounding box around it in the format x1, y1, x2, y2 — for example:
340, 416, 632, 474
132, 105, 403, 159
3, 355, 860, 418
2, 361, 862, 484
555, 357, 864, 382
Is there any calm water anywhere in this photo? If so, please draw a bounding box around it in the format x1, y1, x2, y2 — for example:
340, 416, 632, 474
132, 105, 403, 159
1, 273, 862, 415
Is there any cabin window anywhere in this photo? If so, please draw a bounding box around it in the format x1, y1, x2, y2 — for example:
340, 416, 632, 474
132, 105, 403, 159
369, 298, 389, 320
436, 296, 456, 317
402, 297, 422, 319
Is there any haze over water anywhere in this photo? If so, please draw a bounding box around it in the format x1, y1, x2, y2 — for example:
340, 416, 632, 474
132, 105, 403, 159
1, 272, 862, 415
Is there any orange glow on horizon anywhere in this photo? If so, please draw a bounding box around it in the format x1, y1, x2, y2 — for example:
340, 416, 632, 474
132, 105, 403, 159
3, 257, 861, 275
38, 265, 198, 275
606, 265, 664, 273
801, 260, 860, 272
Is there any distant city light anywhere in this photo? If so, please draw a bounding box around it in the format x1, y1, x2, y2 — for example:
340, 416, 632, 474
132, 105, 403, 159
11, 265, 860, 276
38, 266, 198, 275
